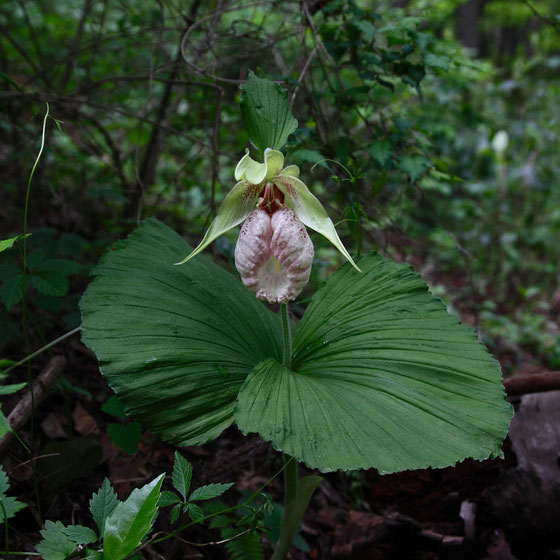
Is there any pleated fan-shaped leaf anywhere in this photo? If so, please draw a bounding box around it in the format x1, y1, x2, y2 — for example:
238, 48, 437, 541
235, 253, 513, 473
80, 218, 282, 446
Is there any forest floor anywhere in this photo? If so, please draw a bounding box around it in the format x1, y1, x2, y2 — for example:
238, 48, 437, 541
2, 261, 560, 560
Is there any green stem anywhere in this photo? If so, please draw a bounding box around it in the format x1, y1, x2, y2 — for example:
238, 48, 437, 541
354, 182, 361, 259
283, 454, 297, 505
21, 102, 51, 529
280, 303, 292, 368
3, 327, 81, 375
1, 499, 8, 556
148, 456, 293, 547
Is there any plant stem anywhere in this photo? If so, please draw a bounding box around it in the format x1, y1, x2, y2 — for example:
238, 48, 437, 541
21, 102, 51, 529
3, 327, 81, 375
280, 303, 292, 368
283, 454, 297, 505
354, 182, 361, 258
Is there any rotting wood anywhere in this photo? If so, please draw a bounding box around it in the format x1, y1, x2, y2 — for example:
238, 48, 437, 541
0, 355, 66, 457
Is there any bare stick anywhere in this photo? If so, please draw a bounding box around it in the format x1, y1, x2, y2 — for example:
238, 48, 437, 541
0, 356, 66, 458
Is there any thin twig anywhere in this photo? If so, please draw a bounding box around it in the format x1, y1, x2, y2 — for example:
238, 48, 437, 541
290, 44, 319, 109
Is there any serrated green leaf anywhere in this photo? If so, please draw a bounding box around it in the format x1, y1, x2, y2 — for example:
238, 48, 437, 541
0, 382, 27, 395
424, 52, 450, 70
0, 234, 30, 253
107, 421, 142, 455
353, 19, 376, 40
61, 525, 98, 545
172, 452, 192, 501
189, 483, 234, 502
0, 494, 27, 521
158, 491, 181, 507
35, 520, 77, 560
0, 466, 26, 522
370, 140, 392, 166
101, 395, 127, 419
30, 266, 68, 296
89, 478, 119, 538
80, 218, 282, 448
0, 264, 21, 282
240, 70, 298, 156
84, 550, 103, 560
0, 407, 11, 438
0, 274, 25, 309
170, 503, 181, 524
235, 253, 512, 473
103, 473, 164, 560
0, 466, 9, 495
399, 154, 430, 183
187, 502, 204, 522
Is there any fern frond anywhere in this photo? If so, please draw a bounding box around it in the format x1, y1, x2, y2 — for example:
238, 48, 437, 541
222, 527, 264, 560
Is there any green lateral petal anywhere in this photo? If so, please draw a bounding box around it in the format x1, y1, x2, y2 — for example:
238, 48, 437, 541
234, 150, 264, 183
176, 181, 260, 265
280, 164, 300, 178
234, 149, 284, 184
273, 175, 361, 272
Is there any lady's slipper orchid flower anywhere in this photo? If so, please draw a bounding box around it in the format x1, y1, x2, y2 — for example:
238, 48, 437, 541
176, 148, 360, 302
235, 206, 315, 303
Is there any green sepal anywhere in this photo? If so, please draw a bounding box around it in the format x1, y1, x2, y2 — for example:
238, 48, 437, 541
273, 175, 361, 272
176, 180, 260, 265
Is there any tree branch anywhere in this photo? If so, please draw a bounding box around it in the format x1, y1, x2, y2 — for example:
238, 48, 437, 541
504, 372, 560, 397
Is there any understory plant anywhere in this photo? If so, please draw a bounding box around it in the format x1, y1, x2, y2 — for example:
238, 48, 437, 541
79, 72, 513, 558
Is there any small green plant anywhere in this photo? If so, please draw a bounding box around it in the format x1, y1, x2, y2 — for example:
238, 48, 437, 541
0, 464, 27, 552
30, 451, 246, 559
158, 451, 234, 525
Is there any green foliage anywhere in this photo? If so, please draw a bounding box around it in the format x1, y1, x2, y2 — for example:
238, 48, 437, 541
35, 520, 77, 560
189, 483, 235, 502
223, 527, 265, 560
28, 457, 245, 559
158, 452, 233, 525
81, 219, 512, 473
102, 395, 144, 454
60, 525, 98, 545
0, 234, 31, 254
103, 474, 164, 560
0, 406, 11, 439
101, 396, 127, 419
171, 452, 193, 501
0, 381, 27, 395
0, 465, 26, 522
89, 478, 119, 538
